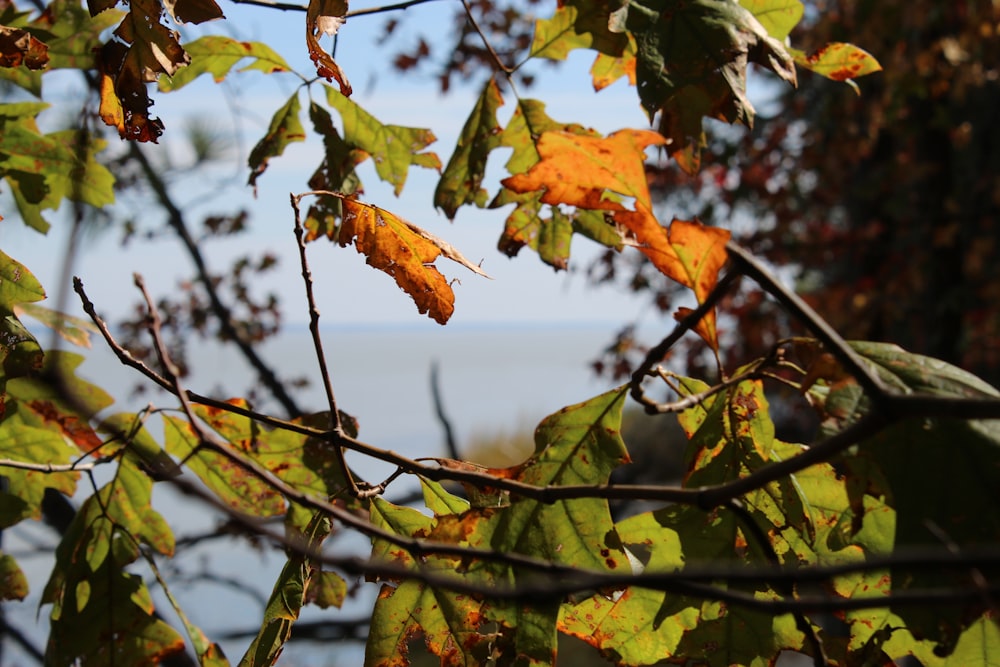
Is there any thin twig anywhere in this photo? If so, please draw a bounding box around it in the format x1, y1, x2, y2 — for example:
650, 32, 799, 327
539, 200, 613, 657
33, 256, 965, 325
461, 0, 513, 76
289, 192, 359, 496
430, 360, 460, 459
127, 143, 303, 419
228, 0, 445, 15
0, 459, 96, 473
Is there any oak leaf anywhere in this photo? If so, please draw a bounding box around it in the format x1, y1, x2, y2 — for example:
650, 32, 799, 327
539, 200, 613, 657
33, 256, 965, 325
332, 197, 489, 324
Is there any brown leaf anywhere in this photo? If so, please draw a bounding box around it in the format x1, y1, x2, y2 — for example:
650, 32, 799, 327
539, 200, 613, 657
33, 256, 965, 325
0, 25, 49, 70
331, 196, 488, 324
306, 0, 352, 95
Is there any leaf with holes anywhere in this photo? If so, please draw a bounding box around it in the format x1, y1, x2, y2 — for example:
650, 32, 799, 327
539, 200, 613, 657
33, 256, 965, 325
307, 0, 351, 94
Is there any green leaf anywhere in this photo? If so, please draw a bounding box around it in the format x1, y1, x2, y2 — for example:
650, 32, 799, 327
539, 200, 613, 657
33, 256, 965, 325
99, 412, 183, 480
42, 129, 116, 210
41, 0, 123, 70
434, 78, 504, 219
240, 512, 332, 667
0, 551, 28, 601
0, 249, 45, 307
738, 0, 804, 41
248, 92, 306, 191
192, 400, 350, 499
41, 459, 183, 666
159, 35, 292, 92
162, 413, 286, 517
0, 414, 79, 528
324, 84, 441, 196
792, 42, 882, 82
302, 101, 365, 241
530, 2, 629, 61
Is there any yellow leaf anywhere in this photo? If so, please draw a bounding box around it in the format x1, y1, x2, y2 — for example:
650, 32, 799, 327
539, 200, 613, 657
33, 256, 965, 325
334, 197, 489, 324
501, 129, 667, 211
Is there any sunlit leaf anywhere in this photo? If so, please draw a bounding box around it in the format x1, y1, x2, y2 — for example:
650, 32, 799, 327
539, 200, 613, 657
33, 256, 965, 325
530, 2, 628, 61
162, 413, 287, 517
0, 415, 78, 528
738, 0, 804, 41
335, 197, 489, 324
39, 0, 123, 70
502, 128, 666, 211
590, 35, 638, 91
0, 249, 45, 307
159, 35, 291, 91
0, 552, 28, 600
325, 85, 440, 196
248, 92, 306, 192
793, 42, 882, 83
434, 78, 504, 219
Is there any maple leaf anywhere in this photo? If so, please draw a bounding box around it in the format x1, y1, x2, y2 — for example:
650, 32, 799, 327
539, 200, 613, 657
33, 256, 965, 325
307, 0, 352, 95
330, 197, 489, 324
623, 0, 796, 172
502, 128, 667, 211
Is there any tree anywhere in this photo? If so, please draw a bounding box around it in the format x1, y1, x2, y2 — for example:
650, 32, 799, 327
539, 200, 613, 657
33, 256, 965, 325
1, 1, 999, 666
598, 0, 1000, 386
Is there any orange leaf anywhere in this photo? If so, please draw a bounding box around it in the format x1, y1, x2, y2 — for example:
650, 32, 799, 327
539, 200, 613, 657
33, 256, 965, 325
617, 208, 730, 348
307, 0, 352, 95
501, 128, 667, 211
335, 197, 489, 324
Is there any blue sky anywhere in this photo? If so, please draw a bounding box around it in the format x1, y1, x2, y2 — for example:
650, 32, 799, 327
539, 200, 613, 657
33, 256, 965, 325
6, 1, 680, 331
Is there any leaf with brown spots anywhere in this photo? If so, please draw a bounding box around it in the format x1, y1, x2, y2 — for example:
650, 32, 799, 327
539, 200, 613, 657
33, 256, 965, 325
331, 196, 490, 324
793, 42, 882, 84
306, 0, 351, 94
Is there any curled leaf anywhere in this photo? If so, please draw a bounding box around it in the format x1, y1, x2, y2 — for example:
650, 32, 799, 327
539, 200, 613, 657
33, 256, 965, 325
0, 25, 49, 70
307, 0, 351, 95
330, 196, 489, 324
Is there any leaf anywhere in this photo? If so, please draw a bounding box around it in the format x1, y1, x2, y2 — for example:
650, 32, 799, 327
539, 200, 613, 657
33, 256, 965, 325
0, 24, 49, 69
304, 101, 366, 240
38, 0, 123, 70
0, 552, 28, 600
738, 0, 804, 41
623, 0, 796, 171
162, 413, 287, 517
502, 128, 666, 211
366, 389, 633, 666
335, 197, 489, 324
590, 35, 638, 91
240, 512, 333, 667
325, 85, 441, 196
618, 215, 730, 348
434, 78, 504, 219
0, 249, 45, 307
159, 35, 291, 92
160, 0, 225, 24
99, 412, 183, 480
247, 92, 306, 192
147, 558, 230, 667
95, 0, 198, 141
306, 0, 352, 94
0, 414, 79, 528
13, 302, 95, 348
529, 2, 628, 61
191, 400, 351, 499
793, 42, 882, 83
41, 458, 183, 666
40, 129, 116, 210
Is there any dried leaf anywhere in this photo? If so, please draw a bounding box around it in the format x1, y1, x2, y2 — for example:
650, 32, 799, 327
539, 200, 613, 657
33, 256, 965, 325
307, 0, 351, 94
334, 197, 489, 324
0, 25, 49, 70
